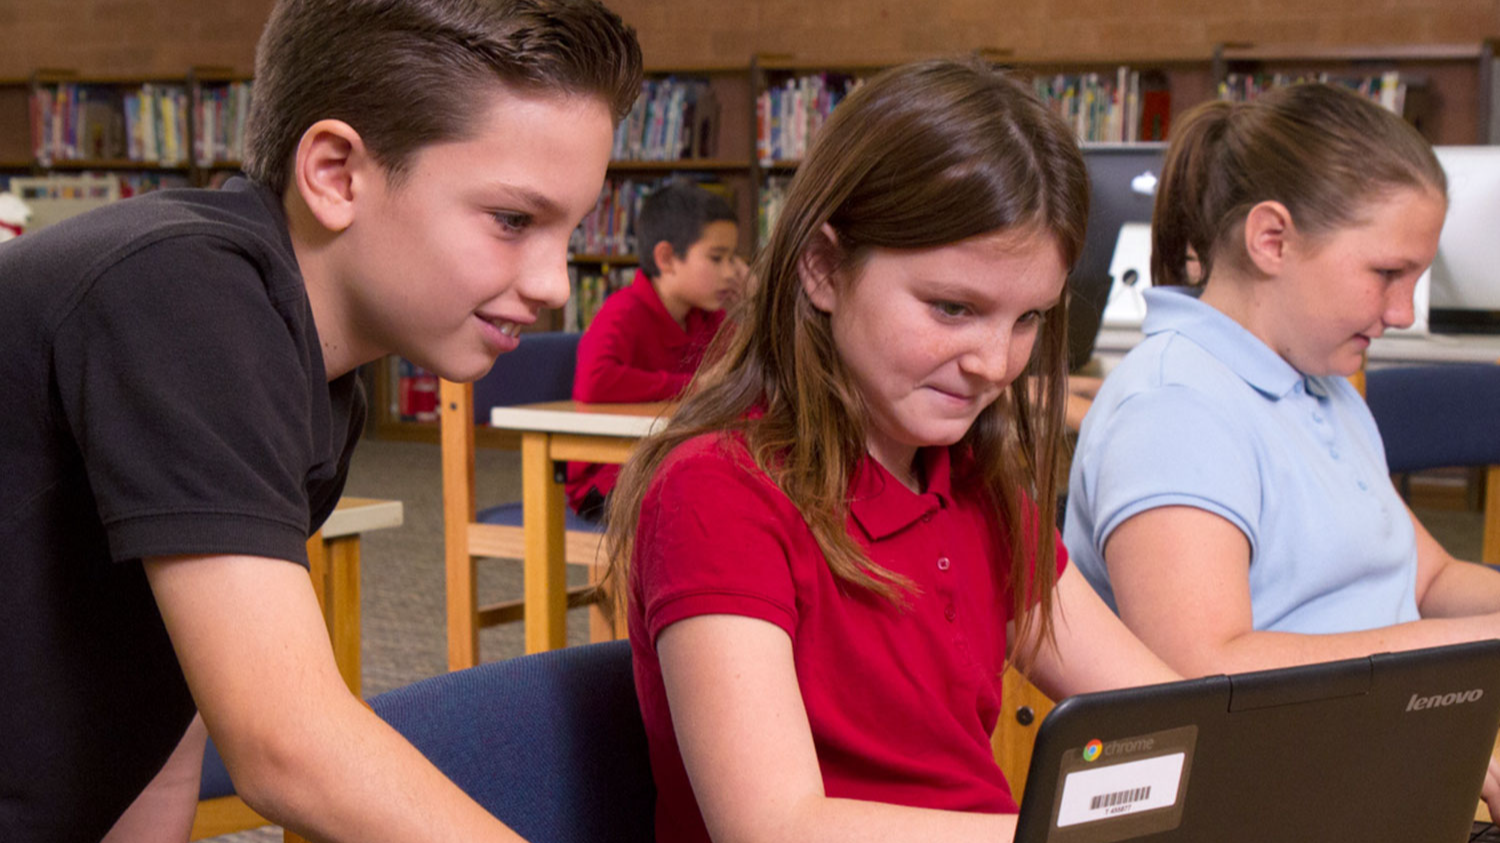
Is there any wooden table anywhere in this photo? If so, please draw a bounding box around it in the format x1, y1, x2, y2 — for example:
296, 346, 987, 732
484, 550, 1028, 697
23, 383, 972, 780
486, 400, 670, 653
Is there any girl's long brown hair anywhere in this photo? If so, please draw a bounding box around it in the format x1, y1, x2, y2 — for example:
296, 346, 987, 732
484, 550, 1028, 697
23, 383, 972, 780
603, 58, 1089, 669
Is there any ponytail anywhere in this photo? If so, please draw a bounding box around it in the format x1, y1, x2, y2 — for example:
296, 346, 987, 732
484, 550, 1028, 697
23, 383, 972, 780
1152, 100, 1234, 288
1151, 84, 1446, 289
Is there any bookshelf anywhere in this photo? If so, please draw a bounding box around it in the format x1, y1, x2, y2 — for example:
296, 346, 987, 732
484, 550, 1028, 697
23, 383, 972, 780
0, 68, 255, 198
1211, 42, 1499, 145
7, 47, 1494, 444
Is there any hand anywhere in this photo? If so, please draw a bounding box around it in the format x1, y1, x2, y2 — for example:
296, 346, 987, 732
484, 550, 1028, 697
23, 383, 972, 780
731, 255, 751, 295
1483, 755, 1500, 821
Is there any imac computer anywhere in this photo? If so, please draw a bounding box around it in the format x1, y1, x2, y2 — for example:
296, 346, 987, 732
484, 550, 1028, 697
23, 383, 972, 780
1069, 143, 1167, 368
1426, 146, 1500, 334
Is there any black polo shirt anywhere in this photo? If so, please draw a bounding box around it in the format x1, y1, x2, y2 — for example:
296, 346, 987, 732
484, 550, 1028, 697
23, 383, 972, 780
0, 178, 364, 841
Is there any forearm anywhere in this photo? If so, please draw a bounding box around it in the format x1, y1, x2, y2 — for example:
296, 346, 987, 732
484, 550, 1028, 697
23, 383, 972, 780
719, 795, 1013, 843
231, 692, 523, 843
575, 359, 689, 403
1418, 558, 1500, 619
1176, 613, 1500, 677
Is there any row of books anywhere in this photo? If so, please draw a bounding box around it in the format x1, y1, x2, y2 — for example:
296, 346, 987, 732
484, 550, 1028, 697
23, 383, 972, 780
569, 176, 734, 257
755, 73, 863, 164
613, 77, 720, 162
1219, 71, 1408, 115
1033, 68, 1145, 144
391, 358, 441, 423
565, 266, 636, 332
195, 82, 252, 166
757, 175, 792, 245
31, 83, 191, 165
569, 178, 653, 256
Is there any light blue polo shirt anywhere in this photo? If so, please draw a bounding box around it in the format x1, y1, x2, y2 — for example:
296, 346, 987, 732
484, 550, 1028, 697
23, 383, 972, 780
1064, 287, 1419, 634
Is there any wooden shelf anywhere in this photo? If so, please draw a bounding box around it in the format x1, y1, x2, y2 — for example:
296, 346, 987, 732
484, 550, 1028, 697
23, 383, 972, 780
570, 253, 638, 264
607, 158, 749, 171
44, 159, 190, 171
1218, 43, 1489, 63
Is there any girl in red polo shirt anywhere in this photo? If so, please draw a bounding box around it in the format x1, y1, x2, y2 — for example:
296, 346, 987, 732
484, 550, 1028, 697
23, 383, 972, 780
602, 59, 1181, 843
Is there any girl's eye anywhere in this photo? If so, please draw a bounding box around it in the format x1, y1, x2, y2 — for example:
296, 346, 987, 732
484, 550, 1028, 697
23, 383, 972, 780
933, 301, 969, 318
1019, 309, 1045, 325
1376, 268, 1403, 281
492, 211, 532, 234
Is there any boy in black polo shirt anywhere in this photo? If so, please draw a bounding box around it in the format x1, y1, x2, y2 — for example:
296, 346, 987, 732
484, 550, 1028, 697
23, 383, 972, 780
0, 1, 640, 841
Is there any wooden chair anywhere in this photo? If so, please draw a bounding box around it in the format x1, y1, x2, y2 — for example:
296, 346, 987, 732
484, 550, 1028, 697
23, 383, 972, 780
1365, 362, 1500, 567
442, 332, 610, 671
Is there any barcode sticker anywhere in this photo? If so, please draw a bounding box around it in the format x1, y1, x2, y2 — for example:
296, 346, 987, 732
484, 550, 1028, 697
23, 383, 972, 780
1056, 752, 1185, 828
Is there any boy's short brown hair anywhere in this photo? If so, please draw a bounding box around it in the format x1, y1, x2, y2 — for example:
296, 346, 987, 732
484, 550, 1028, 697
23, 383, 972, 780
243, 0, 642, 195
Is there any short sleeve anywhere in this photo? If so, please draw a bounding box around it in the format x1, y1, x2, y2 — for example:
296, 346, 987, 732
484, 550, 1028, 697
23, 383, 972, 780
1078, 385, 1263, 557
50, 236, 318, 565
636, 439, 801, 644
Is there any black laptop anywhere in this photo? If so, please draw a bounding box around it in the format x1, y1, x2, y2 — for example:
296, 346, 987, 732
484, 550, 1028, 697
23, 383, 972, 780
1015, 640, 1500, 843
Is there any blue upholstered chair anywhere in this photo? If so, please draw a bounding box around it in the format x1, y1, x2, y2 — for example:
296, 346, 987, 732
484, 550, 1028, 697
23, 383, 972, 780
1364, 363, 1500, 567
370, 640, 655, 843
441, 331, 610, 669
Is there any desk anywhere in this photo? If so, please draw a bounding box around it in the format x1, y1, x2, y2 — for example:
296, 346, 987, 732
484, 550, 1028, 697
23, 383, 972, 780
486, 400, 671, 654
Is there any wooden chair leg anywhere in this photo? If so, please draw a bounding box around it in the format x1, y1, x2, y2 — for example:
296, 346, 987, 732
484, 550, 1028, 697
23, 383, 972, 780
442, 378, 480, 671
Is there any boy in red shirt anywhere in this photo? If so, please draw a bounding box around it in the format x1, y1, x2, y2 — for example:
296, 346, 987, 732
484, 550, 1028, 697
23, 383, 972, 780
567, 182, 745, 517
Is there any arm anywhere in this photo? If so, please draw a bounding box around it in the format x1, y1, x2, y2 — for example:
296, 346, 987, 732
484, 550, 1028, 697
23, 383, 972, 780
145, 554, 525, 843
1410, 503, 1500, 618
658, 615, 1016, 843
1019, 565, 1180, 700
1103, 506, 1500, 677
574, 302, 692, 404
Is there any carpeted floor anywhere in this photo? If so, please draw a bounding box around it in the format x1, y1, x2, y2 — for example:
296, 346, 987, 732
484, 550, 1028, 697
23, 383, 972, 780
206, 436, 1486, 842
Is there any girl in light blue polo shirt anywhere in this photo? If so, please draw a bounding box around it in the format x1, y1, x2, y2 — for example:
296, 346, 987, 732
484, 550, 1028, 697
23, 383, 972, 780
1065, 83, 1500, 685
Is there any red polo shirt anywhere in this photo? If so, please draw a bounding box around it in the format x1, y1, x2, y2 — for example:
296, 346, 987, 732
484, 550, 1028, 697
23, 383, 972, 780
566, 270, 725, 512
630, 432, 1069, 842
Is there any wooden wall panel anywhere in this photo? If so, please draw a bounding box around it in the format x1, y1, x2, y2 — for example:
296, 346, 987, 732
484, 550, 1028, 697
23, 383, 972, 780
0, 0, 1495, 77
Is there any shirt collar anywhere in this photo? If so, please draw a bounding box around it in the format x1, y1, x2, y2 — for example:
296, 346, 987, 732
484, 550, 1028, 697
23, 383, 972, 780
849, 447, 954, 541
1142, 286, 1304, 400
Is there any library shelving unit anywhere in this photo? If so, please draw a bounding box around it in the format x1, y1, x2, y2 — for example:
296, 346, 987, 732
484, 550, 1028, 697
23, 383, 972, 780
0, 68, 263, 197
1211, 41, 1499, 145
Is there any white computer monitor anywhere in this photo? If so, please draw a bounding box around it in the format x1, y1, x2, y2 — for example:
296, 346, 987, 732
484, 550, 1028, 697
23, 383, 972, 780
1427, 146, 1500, 334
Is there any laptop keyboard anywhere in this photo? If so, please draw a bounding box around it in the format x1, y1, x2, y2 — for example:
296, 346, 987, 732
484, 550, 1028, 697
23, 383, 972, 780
1472, 822, 1500, 842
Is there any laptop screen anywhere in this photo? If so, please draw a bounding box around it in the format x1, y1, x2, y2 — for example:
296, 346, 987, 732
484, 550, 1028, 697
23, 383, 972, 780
1016, 639, 1500, 843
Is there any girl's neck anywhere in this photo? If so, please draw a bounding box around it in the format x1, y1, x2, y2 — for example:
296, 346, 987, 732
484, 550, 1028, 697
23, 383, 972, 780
1197, 276, 1275, 352
866, 435, 922, 494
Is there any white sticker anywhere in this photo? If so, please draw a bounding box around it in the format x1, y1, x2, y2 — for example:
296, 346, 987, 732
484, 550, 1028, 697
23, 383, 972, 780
1055, 752, 1185, 828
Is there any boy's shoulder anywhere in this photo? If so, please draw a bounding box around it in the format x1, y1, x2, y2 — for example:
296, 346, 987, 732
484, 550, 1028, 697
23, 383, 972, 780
1, 180, 299, 335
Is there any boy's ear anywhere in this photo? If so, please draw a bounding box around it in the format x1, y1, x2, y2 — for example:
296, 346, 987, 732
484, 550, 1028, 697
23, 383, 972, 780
651, 240, 678, 277
1242, 200, 1295, 277
293, 119, 373, 234
799, 223, 841, 313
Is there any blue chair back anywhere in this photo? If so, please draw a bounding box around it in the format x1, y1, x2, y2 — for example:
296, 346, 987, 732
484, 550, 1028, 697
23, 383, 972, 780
472, 331, 582, 425
1365, 363, 1500, 473
370, 640, 655, 843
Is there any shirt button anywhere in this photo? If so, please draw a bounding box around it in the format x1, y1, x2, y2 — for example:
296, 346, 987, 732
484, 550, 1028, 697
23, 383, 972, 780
944, 604, 956, 622
921, 513, 933, 523
1358, 480, 1369, 491
937, 557, 951, 572
1330, 449, 1340, 460
1312, 412, 1324, 423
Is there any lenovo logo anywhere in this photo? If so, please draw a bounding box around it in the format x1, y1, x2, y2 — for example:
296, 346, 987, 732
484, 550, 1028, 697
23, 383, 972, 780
1406, 689, 1485, 712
